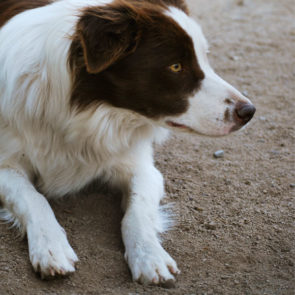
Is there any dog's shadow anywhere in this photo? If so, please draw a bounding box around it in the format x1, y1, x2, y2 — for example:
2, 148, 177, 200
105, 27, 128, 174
48, 183, 130, 282
0, 182, 134, 288
51, 182, 124, 250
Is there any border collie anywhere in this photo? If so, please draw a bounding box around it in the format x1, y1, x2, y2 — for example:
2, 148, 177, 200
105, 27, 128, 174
0, 0, 255, 286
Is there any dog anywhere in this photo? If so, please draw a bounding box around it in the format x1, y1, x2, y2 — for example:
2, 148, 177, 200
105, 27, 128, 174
0, 0, 255, 286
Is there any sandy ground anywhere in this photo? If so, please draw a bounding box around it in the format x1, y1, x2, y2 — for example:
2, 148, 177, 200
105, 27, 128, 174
1, 0, 295, 294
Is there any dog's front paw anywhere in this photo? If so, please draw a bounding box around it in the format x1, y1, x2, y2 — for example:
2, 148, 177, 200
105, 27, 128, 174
125, 242, 180, 288
27, 223, 78, 278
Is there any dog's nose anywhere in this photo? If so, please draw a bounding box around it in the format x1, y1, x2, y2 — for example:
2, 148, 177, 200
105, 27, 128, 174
235, 102, 256, 124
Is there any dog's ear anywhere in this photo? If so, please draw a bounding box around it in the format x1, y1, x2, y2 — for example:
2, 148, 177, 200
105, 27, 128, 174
77, 3, 141, 74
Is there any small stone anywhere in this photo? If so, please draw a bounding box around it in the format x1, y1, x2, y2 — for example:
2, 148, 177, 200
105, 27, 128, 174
194, 206, 204, 212
224, 179, 231, 185
244, 180, 251, 185
263, 190, 267, 194
270, 150, 280, 155
259, 116, 266, 121
205, 222, 217, 230
290, 184, 295, 188
281, 247, 291, 253
230, 55, 240, 61
214, 150, 224, 158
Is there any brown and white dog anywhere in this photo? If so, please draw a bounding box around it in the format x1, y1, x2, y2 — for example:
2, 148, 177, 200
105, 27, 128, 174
0, 0, 255, 286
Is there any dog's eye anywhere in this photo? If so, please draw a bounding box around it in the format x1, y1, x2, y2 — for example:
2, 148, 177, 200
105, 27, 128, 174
169, 63, 182, 73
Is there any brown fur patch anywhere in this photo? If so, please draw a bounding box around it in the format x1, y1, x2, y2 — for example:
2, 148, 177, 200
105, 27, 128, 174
76, 1, 145, 74
69, 0, 204, 119
0, 0, 52, 28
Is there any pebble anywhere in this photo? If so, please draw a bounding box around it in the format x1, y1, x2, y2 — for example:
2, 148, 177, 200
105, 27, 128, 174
230, 55, 240, 61
290, 184, 295, 188
224, 179, 231, 185
214, 150, 224, 158
194, 206, 204, 212
281, 247, 291, 253
270, 150, 280, 155
205, 222, 217, 230
259, 116, 266, 121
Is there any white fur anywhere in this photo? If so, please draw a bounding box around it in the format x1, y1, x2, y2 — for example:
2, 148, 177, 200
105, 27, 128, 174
0, 1, 253, 284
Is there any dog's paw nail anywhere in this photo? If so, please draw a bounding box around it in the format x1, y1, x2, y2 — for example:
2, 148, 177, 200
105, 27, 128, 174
168, 265, 180, 275
50, 268, 55, 276
69, 259, 77, 267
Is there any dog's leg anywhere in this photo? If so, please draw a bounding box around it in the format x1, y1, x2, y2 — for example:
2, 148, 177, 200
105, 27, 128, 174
0, 168, 78, 277
121, 156, 180, 286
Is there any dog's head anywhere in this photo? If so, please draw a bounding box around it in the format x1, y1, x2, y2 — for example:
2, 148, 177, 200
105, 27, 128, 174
69, 0, 255, 136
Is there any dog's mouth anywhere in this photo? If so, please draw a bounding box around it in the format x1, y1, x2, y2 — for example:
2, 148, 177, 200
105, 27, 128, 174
165, 120, 236, 137
166, 120, 191, 130
165, 120, 203, 135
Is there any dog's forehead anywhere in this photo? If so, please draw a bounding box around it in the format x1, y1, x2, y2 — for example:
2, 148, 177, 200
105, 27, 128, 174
165, 7, 209, 69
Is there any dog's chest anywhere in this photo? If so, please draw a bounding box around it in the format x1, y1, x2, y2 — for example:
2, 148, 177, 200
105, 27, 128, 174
23, 127, 138, 198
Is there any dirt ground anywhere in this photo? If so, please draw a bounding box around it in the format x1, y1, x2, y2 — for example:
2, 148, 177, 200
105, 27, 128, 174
1, 0, 294, 294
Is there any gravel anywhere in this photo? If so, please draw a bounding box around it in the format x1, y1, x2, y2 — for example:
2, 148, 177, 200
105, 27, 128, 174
213, 150, 225, 158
